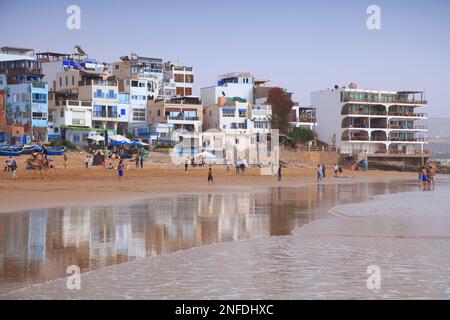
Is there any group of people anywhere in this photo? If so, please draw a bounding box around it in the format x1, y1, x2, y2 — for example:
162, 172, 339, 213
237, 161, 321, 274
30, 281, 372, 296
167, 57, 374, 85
135, 155, 144, 169
419, 164, 436, 191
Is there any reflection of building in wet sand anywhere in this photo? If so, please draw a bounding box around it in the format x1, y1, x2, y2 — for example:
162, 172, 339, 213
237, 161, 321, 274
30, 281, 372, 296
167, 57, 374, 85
0, 181, 417, 293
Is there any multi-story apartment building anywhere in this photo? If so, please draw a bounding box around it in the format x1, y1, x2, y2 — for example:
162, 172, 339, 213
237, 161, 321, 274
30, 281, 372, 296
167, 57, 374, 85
163, 62, 194, 97
0, 47, 49, 142
311, 84, 429, 165
147, 96, 203, 148
112, 54, 162, 99
0, 88, 5, 125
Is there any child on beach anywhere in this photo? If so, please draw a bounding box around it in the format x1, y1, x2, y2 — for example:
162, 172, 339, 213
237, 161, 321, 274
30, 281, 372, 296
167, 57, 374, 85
208, 167, 214, 185
118, 160, 124, 181
278, 165, 282, 181
317, 164, 323, 183
184, 157, 189, 174
63, 154, 68, 169
333, 164, 339, 177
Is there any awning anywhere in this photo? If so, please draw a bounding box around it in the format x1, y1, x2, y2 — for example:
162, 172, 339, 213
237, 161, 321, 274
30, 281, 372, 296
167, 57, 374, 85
109, 134, 131, 142
87, 135, 104, 142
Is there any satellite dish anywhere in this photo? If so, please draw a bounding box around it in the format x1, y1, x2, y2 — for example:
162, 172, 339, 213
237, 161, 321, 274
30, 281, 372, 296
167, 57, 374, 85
334, 85, 339, 90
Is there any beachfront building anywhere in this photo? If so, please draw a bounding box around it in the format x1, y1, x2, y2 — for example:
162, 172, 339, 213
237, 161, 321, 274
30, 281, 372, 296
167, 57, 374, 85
47, 100, 93, 144
201, 72, 253, 106
289, 104, 317, 131
311, 83, 429, 165
146, 96, 203, 150
112, 54, 162, 99
163, 62, 194, 98
0, 47, 49, 142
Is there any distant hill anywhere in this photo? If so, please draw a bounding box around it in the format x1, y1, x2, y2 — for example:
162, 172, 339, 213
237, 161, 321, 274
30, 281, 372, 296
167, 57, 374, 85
424, 117, 450, 139
424, 117, 450, 158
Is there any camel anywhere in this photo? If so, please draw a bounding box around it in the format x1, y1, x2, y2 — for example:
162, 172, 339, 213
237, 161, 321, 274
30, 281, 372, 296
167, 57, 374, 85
27, 154, 54, 180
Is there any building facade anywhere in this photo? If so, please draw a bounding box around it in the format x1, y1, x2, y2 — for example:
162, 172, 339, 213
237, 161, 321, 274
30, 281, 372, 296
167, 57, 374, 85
311, 84, 429, 164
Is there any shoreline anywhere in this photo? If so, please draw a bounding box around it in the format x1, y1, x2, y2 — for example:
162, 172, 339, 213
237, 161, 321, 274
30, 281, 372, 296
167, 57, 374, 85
0, 153, 423, 213
2, 182, 449, 299
0, 170, 417, 214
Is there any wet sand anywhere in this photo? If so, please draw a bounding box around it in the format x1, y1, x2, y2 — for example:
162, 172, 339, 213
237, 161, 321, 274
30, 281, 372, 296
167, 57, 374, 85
1, 178, 449, 299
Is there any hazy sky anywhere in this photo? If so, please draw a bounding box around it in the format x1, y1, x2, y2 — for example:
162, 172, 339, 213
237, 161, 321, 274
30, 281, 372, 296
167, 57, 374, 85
1, 0, 449, 117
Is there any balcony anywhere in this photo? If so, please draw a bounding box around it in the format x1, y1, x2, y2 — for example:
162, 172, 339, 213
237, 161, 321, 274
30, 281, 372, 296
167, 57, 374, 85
342, 110, 387, 116
389, 137, 427, 142
79, 80, 117, 87
291, 117, 317, 123
93, 111, 118, 118
341, 97, 427, 105
389, 125, 428, 130
72, 119, 86, 126
167, 115, 199, 121
388, 112, 427, 118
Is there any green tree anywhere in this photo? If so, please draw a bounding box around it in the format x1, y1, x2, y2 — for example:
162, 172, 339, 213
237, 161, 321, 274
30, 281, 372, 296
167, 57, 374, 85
289, 127, 315, 146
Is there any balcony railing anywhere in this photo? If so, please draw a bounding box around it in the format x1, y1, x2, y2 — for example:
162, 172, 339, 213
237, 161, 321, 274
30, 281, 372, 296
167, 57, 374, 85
167, 115, 199, 121
389, 137, 427, 142
342, 97, 427, 105
388, 125, 428, 130
72, 119, 86, 126
342, 136, 369, 141
93, 111, 117, 118
342, 110, 387, 116
79, 80, 117, 87
388, 112, 427, 117
291, 117, 317, 123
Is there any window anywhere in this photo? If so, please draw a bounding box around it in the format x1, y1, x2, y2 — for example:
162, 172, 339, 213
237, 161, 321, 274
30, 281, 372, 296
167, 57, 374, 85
32, 93, 47, 103
72, 135, 81, 142
131, 80, 138, 87
54, 127, 59, 133
72, 75, 75, 86
121, 109, 126, 116
115, 65, 119, 70
65, 76, 68, 86
185, 88, 192, 96
238, 110, 246, 117
32, 112, 47, 120
59, 77, 62, 87
222, 109, 235, 117
157, 110, 161, 116
132, 108, 146, 121
139, 82, 145, 87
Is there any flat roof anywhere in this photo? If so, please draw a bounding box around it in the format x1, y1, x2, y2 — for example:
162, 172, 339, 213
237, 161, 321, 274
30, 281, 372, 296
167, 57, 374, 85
0, 53, 36, 62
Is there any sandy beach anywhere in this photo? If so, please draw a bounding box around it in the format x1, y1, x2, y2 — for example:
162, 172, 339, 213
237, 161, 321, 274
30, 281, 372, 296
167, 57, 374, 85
0, 151, 418, 213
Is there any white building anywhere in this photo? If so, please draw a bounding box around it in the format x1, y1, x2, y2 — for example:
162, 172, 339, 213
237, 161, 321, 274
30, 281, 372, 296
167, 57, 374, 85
201, 72, 253, 105
311, 84, 429, 164
289, 105, 317, 132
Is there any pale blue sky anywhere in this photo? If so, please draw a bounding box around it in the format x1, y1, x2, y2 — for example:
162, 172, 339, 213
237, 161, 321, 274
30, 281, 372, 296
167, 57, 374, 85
1, 0, 449, 117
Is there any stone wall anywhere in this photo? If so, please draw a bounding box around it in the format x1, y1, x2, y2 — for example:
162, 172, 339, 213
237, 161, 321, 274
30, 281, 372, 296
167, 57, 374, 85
280, 148, 339, 168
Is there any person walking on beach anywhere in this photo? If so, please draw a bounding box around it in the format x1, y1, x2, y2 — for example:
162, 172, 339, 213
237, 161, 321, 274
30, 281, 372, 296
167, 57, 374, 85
225, 160, 231, 176
7, 156, 13, 172
208, 167, 214, 185
184, 157, 189, 174
135, 155, 140, 168
140, 155, 144, 169
428, 165, 436, 190
63, 154, 68, 169
420, 166, 428, 191
118, 160, 124, 181
277, 164, 282, 181
322, 164, 326, 178
333, 164, 339, 177
85, 155, 90, 169
10, 158, 17, 180
317, 164, 323, 183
